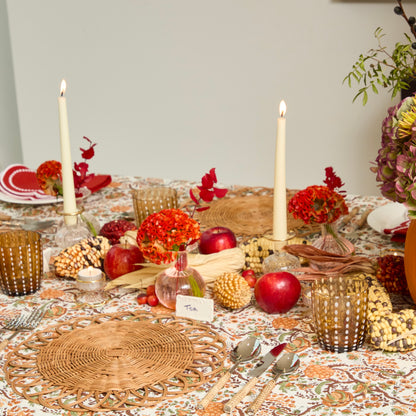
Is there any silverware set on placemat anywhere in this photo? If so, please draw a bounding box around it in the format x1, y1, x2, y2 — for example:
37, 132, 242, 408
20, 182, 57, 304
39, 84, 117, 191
0, 301, 52, 351
198, 336, 300, 415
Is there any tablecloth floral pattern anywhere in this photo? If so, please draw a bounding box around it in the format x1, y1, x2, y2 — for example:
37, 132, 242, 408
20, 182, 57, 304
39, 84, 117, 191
0, 175, 414, 416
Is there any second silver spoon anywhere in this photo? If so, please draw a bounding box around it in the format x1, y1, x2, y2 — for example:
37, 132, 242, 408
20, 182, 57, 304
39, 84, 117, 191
246, 352, 300, 415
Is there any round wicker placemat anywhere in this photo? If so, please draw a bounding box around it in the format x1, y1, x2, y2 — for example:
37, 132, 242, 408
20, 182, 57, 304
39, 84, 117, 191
4, 311, 226, 413
195, 194, 318, 237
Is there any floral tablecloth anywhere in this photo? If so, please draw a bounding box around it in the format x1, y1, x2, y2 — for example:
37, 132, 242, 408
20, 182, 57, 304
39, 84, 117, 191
0, 176, 414, 416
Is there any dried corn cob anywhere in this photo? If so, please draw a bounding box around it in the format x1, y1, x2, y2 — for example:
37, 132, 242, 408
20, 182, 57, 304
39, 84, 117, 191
54, 236, 110, 278
366, 274, 416, 352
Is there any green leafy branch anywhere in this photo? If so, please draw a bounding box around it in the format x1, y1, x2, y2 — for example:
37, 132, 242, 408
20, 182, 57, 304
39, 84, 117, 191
344, 27, 416, 105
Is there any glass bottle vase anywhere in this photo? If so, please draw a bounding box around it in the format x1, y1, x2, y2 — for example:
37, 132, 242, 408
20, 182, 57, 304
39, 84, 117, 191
312, 223, 354, 255
310, 223, 354, 272
155, 251, 206, 310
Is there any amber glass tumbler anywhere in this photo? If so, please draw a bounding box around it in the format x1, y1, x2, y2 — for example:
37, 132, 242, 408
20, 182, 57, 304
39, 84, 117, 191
132, 187, 178, 226
0, 230, 43, 296
311, 275, 368, 353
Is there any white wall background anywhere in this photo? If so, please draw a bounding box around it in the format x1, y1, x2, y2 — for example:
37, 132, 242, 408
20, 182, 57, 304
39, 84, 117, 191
0, 0, 21, 171
3, 0, 413, 195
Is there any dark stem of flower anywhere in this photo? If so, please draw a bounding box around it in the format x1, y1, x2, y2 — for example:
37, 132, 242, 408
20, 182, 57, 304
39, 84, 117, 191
396, 0, 416, 40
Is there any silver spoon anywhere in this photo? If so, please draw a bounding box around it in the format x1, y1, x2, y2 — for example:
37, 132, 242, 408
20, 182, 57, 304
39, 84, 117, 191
197, 335, 261, 409
246, 353, 300, 415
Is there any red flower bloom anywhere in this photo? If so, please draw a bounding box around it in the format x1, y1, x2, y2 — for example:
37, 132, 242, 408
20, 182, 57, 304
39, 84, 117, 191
73, 162, 94, 190
36, 160, 62, 196
288, 185, 348, 224
323, 167, 345, 193
288, 168, 348, 224
189, 168, 228, 215
80, 136, 96, 160
136, 208, 201, 264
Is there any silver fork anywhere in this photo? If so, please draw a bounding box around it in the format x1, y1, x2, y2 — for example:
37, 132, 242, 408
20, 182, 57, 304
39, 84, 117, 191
1, 313, 30, 331
0, 301, 53, 351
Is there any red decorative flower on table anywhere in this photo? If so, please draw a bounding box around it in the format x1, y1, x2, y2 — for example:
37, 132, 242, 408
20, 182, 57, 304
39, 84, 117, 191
73, 136, 96, 190
188, 168, 228, 216
136, 208, 201, 264
288, 167, 348, 224
36, 160, 62, 196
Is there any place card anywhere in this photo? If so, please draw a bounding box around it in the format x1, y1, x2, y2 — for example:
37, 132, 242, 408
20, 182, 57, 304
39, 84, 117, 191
176, 295, 214, 322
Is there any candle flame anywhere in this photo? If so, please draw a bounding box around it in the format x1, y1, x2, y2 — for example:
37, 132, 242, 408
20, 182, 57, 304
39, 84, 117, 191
60, 79, 66, 96
279, 100, 287, 117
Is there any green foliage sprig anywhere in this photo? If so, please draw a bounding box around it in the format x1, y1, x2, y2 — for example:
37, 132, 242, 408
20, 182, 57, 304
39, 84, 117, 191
344, 0, 416, 105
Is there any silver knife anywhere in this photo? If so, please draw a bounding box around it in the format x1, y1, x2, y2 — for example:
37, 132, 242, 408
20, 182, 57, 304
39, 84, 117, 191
223, 343, 287, 413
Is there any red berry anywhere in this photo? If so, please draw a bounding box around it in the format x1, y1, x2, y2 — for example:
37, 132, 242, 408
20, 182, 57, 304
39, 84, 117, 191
243, 275, 257, 288
147, 295, 159, 307
137, 294, 148, 305
146, 284, 156, 296
242, 269, 256, 277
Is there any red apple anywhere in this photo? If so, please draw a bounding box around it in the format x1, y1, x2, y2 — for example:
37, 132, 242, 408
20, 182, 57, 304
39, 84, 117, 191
254, 272, 301, 314
199, 226, 237, 254
104, 243, 144, 280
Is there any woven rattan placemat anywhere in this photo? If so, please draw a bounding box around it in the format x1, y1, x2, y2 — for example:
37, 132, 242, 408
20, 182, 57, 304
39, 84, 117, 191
196, 194, 318, 237
4, 311, 227, 413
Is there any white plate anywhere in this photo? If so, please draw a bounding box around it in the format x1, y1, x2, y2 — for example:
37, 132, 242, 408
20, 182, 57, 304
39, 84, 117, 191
0, 190, 62, 205
367, 202, 409, 233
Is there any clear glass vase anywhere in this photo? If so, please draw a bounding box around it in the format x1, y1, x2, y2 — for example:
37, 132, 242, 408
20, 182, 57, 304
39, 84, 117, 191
155, 251, 206, 310
312, 223, 354, 255
310, 223, 354, 272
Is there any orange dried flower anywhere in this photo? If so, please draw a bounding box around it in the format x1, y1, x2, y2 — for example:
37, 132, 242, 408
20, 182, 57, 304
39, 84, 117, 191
136, 208, 201, 264
36, 160, 62, 196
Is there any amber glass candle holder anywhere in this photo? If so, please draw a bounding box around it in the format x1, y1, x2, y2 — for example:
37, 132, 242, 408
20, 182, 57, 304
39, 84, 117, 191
311, 275, 369, 353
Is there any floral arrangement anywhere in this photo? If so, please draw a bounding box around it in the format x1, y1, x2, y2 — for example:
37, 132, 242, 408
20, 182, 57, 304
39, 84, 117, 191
372, 94, 416, 217
344, 1, 416, 104
136, 168, 228, 264
36, 136, 97, 196
288, 167, 348, 224
136, 208, 201, 264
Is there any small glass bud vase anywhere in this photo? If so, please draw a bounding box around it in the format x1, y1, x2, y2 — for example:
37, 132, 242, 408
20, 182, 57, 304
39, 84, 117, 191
312, 223, 354, 255
310, 223, 355, 272
155, 250, 206, 310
